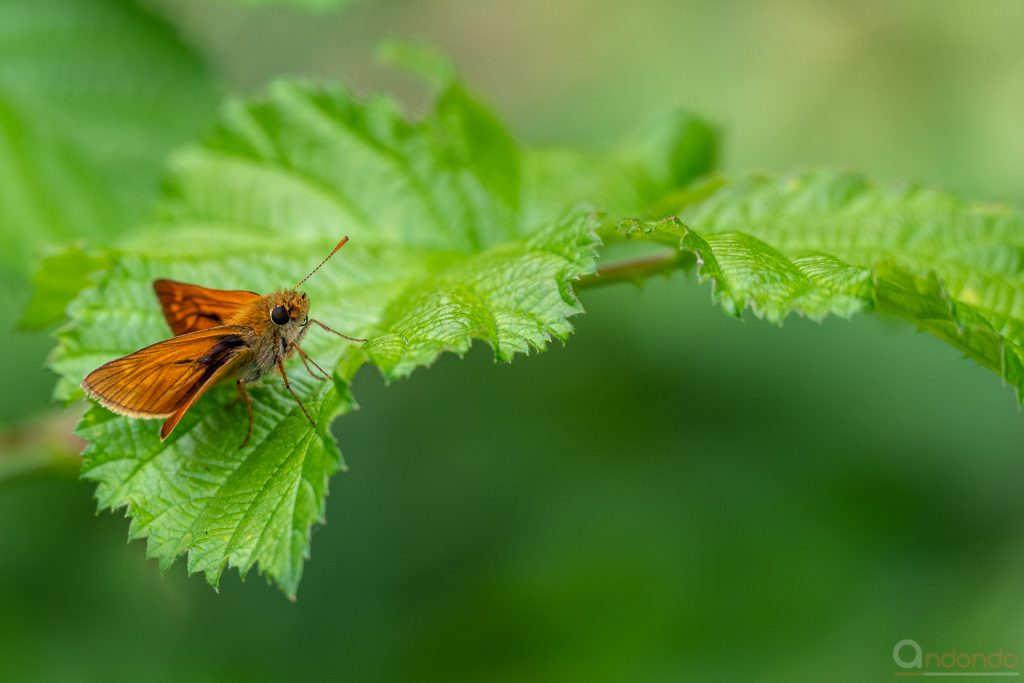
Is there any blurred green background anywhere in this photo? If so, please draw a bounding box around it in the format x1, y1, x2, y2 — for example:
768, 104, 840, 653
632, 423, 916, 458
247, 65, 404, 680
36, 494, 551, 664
2, 0, 1023, 681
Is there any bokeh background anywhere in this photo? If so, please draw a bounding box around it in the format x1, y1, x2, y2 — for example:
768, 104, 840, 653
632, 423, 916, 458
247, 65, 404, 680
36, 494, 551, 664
2, 0, 1024, 681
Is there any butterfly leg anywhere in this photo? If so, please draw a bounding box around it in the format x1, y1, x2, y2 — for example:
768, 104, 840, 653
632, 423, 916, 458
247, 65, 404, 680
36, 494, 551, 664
236, 380, 254, 449
277, 357, 316, 428
310, 318, 367, 343
292, 342, 331, 381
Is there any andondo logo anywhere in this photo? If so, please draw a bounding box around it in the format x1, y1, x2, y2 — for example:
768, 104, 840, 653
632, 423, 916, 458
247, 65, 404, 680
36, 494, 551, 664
893, 639, 1020, 677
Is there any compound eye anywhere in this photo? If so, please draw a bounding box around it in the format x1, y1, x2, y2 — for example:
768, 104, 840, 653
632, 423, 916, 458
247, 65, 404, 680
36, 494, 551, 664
270, 306, 290, 326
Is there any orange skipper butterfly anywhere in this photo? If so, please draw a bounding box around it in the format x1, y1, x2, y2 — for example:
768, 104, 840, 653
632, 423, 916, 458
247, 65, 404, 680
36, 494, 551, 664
81, 237, 363, 447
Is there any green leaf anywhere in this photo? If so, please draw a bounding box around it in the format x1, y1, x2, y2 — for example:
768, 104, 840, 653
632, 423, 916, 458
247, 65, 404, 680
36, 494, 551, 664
621, 170, 1024, 403
77, 379, 347, 599
0, 0, 216, 283
19, 245, 111, 331
523, 110, 718, 227
52, 79, 598, 596
375, 38, 458, 93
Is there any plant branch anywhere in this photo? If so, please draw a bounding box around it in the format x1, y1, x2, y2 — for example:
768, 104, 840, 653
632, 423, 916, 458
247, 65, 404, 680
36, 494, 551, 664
577, 248, 692, 289
0, 408, 84, 485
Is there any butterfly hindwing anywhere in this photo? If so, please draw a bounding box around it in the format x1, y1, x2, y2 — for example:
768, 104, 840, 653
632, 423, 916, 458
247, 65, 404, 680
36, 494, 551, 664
154, 279, 260, 336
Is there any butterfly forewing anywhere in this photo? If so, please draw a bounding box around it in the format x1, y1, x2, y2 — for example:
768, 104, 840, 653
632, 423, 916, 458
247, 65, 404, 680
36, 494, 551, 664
154, 279, 260, 336
82, 326, 251, 438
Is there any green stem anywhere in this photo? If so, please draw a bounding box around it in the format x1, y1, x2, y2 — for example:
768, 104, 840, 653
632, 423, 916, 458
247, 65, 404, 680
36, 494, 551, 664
577, 248, 692, 289
0, 409, 83, 485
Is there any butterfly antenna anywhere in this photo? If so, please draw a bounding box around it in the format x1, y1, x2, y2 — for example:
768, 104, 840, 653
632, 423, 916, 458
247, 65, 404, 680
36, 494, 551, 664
295, 236, 349, 289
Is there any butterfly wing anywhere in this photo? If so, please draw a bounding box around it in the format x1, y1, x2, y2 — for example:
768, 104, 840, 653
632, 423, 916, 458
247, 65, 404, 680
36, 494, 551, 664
81, 326, 251, 440
154, 279, 260, 336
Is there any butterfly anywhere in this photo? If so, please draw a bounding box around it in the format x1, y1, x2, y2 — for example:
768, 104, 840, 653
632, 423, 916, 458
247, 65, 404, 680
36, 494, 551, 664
81, 237, 364, 447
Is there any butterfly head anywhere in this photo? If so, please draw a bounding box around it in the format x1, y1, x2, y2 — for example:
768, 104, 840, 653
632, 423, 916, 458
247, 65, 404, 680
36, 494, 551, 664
268, 290, 310, 328
266, 235, 348, 331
